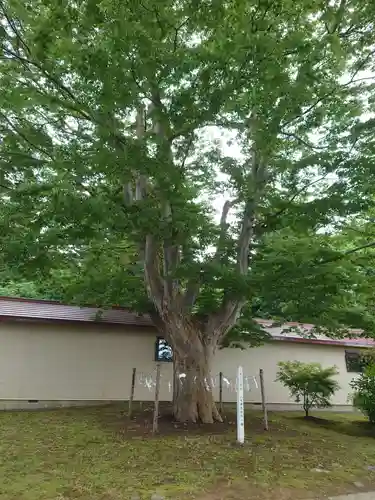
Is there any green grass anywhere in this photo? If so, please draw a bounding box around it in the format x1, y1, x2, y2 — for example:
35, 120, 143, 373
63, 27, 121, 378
0, 405, 375, 500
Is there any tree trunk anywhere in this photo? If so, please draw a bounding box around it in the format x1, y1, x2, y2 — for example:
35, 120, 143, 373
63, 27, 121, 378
173, 346, 223, 423
304, 392, 309, 417
150, 312, 224, 423
158, 317, 223, 424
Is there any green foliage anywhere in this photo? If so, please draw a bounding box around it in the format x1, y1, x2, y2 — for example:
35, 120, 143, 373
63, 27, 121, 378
277, 361, 340, 417
359, 349, 375, 368
0, 280, 48, 299
250, 229, 375, 333
351, 364, 375, 423
0, 0, 375, 341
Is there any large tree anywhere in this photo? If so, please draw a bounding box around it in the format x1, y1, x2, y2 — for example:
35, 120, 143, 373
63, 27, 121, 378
1, 0, 375, 422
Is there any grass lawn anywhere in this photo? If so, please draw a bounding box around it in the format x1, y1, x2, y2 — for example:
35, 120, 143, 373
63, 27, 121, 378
1, 404, 375, 500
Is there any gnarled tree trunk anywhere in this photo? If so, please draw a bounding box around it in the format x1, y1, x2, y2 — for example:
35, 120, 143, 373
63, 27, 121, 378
172, 342, 222, 423
151, 303, 245, 423
156, 314, 223, 423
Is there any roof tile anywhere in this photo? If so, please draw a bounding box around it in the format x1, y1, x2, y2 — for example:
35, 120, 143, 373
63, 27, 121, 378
0, 296, 152, 327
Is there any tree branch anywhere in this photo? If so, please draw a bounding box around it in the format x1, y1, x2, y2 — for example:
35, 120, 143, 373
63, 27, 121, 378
144, 234, 164, 311
173, 18, 190, 52
237, 146, 267, 274
258, 132, 359, 232
149, 93, 181, 304
323, 0, 347, 34
2, 47, 93, 122
0, 112, 54, 160
123, 106, 165, 311
206, 116, 268, 341
178, 133, 194, 170
282, 75, 375, 129
281, 131, 326, 150
0, 150, 48, 164
124, 92, 180, 314
162, 201, 175, 301
214, 200, 234, 262
0, 3, 31, 56
182, 200, 235, 312
260, 172, 332, 228
319, 241, 375, 265
183, 279, 201, 311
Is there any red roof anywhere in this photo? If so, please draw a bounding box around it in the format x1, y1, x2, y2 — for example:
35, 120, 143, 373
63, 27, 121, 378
0, 296, 373, 348
0, 296, 152, 327
255, 319, 374, 348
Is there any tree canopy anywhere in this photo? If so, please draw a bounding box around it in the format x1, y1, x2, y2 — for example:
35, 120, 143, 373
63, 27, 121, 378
1, 0, 375, 421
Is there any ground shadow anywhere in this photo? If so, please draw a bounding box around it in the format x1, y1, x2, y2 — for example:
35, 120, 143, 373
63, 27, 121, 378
292, 415, 375, 438
90, 402, 271, 438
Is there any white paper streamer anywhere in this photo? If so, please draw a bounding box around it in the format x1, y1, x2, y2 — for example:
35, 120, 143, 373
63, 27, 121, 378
221, 373, 260, 393
135, 371, 260, 393
244, 376, 250, 392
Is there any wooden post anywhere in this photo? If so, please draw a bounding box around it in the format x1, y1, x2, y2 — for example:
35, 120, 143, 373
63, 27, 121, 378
219, 371, 223, 413
259, 368, 269, 431
128, 367, 136, 418
173, 360, 178, 415
152, 363, 161, 434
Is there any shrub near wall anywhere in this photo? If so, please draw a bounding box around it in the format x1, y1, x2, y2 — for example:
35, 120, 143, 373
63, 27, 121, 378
351, 364, 375, 423
276, 361, 339, 417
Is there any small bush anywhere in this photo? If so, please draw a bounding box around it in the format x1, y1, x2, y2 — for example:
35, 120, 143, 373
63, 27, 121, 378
276, 361, 340, 417
351, 364, 375, 423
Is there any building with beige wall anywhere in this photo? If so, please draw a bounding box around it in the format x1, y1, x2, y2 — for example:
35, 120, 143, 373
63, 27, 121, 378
0, 296, 372, 411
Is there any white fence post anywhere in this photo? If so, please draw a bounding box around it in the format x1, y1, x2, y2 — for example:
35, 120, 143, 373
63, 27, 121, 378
236, 365, 245, 444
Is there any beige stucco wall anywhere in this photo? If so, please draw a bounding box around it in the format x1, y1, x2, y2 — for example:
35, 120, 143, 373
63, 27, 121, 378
215, 341, 358, 406
0, 321, 359, 408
